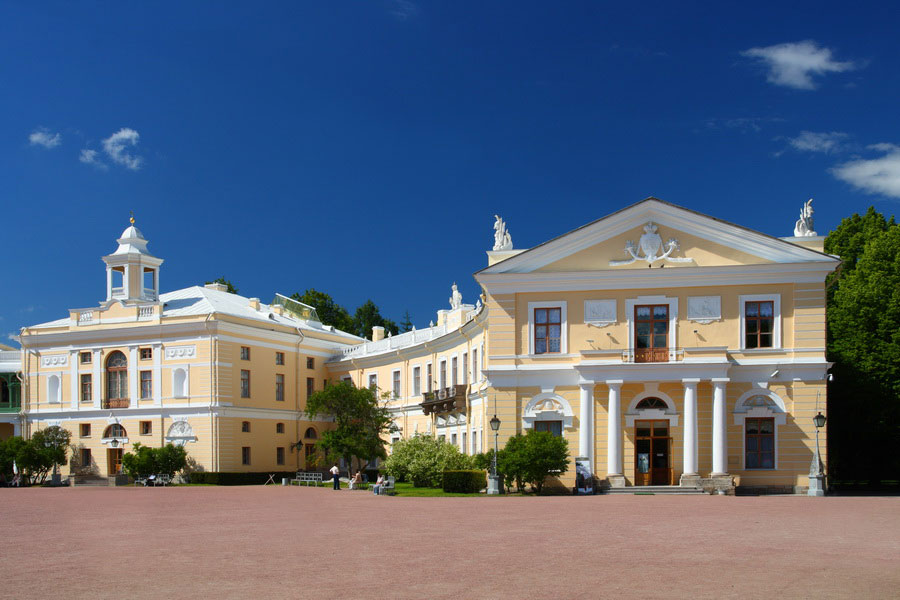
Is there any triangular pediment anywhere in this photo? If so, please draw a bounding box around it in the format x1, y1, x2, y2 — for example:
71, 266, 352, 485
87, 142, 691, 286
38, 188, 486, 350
479, 198, 837, 275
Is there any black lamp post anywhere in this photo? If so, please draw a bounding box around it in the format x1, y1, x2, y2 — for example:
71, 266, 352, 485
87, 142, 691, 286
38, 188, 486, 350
489, 414, 500, 494
808, 409, 827, 496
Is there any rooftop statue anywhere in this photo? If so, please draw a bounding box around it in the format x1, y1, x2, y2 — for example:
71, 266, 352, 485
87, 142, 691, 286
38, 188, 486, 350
493, 215, 513, 251
449, 283, 463, 309
794, 198, 817, 237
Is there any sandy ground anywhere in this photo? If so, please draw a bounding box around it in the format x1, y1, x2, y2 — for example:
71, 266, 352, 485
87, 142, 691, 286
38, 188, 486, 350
1, 486, 898, 599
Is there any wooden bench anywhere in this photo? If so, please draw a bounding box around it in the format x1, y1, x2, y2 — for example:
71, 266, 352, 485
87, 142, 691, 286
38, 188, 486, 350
292, 472, 323, 486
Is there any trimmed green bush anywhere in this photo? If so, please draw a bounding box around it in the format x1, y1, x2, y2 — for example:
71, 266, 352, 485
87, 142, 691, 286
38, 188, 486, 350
442, 470, 487, 494
189, 471, 298, 485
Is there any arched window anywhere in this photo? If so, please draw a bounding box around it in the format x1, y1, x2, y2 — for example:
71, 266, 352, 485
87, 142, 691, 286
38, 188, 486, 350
241, 421, 250, 432
106, 351, 128, 402
304, 427, 317, 439
636, 397, 667, 410
103, 424, 127, 439
742, 395, 776, 409
276, 423, 285, 434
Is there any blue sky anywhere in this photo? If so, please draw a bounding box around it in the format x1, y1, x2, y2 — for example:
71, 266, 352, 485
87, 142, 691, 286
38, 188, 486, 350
3, 1, 899, 343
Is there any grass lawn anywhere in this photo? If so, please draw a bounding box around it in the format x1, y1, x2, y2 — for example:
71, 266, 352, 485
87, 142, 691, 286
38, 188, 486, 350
391, 482, 484, 497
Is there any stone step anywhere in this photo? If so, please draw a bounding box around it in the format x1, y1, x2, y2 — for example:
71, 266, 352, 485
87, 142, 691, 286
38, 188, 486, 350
71, 476, 114, 487
605, 486, 707, 495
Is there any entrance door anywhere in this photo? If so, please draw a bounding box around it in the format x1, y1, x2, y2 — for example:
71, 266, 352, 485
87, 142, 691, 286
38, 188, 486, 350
634, 305, 669, 363
635, 420, 671, 486
107, 448, 123, 476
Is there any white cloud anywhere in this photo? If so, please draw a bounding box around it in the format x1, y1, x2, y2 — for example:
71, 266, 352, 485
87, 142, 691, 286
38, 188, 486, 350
390, 0, 418, 19
79, 148, 108, 170
29, 128, 62, 148
102, 127, 143, 170
741, 40, 856, 90
787, 131, 848, 154
705, 116, 784, 133
831, 144, 900, 199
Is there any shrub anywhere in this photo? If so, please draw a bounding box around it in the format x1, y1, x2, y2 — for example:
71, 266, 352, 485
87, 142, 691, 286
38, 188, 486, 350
382, 435, 474, 487
122, 443, 189, 479
442, 470, 487, 493
501, 430, 570, 494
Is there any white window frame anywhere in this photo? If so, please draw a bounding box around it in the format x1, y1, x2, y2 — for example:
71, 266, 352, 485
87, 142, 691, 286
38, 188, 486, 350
527, 301, 568, 355
739, 294, 782, 350
412, 365, 421, 397
367, 373, 378, 390
439, 359, 447, 390
391, 369, 401, 399
426, 362, 433, 393
451, 355, 458, 386
625, 296, 678, 359
462, 352, 468, 385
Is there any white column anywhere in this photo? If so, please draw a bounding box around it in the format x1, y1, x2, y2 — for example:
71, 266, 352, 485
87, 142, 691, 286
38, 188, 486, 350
606, 380, 624, 476
128, 346, 139, 408
106, 268, 112, 301
682, 378, 699, 475
69, 350, 79, 409
152, 343, 162, 406
578, 382, 594, 470
13, 420, 21, 436
92, 349, 102, 409
712, 378, 729, 475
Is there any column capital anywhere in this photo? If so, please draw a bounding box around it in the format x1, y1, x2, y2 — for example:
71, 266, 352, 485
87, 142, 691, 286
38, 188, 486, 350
681, 378, 700, 386
605, 379, 624, 389
711, 378, 730, 384
578, 381, 595, 391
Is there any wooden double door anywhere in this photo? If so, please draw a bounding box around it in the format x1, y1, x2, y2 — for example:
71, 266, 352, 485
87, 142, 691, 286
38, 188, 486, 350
107, 448, 123, 476
635, 420, 672, 486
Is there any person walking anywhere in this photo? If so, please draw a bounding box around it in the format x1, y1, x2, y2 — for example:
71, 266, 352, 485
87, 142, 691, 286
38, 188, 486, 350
330, 464, 340, 490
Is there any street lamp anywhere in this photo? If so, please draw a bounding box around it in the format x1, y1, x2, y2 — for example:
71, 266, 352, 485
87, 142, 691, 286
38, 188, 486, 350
808, 410, 827, 497
488, 414, 501, 495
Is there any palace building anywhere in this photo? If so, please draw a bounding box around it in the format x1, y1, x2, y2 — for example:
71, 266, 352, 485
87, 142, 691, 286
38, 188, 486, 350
8, 198, 836, 493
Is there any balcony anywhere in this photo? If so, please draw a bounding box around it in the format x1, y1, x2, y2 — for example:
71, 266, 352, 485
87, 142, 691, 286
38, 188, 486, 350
621, 348, 685, 363
102, 398, 130, 409
421, 385, 467, 416
0, 402, 20, 414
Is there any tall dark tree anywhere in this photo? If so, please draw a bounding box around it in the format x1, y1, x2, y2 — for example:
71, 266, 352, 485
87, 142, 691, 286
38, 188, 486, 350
290, 289, 354, 333
352, 299, 398, 339
825, 208, 900, 486
304, 380, 393, 474
205, 277, 239, 294
399, 310, 414, 333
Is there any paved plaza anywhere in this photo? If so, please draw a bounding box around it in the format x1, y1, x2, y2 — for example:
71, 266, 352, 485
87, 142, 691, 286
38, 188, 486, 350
1, 487, 898, 599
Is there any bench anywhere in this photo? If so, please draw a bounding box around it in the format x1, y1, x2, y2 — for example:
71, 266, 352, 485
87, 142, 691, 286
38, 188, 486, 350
378, 476, 395, 496
291, 472, 323, 486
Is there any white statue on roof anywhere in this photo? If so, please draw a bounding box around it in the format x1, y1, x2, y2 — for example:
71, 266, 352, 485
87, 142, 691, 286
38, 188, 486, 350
794, 198, 817, 237
493, 215, 513, 251
449, 283, 463, 309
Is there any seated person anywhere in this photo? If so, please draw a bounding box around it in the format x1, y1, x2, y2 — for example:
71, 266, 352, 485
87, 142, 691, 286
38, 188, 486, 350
372, 474, 385, 495
349, 471, 362, 490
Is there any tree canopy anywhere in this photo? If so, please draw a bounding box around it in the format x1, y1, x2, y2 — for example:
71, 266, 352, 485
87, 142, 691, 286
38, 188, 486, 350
291, 288, 354, 332
205, 277, 239, 294
352, 299, 398, 339
305, 380, 394, 474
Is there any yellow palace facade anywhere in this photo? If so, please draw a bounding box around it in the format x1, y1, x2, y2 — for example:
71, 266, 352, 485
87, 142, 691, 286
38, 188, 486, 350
10, 198, 836, 493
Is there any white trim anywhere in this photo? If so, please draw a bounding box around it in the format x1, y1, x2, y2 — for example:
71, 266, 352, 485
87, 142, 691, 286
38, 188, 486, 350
521, 392, 575, 430
47, 374, 61, 404
687, 296, 721, 324
391, 368, 401, 400
736, 396, 782, 471
625, 295, 678, 360
527, 301, 568, 355
584, 299, 617, 327
739, 294, 782, 350
411, 363, 422, 397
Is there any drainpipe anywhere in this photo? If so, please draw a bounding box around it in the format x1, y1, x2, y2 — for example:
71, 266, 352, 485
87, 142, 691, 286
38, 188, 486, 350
295, 326, 304, 471
204, 313, 217, 471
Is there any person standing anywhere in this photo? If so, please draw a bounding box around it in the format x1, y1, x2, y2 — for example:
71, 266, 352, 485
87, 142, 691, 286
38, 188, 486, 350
330, 464, 340, 490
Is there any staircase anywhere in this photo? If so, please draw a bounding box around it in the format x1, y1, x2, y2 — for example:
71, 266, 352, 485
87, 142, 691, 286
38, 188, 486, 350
71, 475, 115, 487
605, 485, 707, 495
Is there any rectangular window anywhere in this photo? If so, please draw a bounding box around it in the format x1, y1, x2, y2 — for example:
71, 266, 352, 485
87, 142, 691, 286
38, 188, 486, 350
140, 347, 152, 360
80, 423, 91, 437
462, 432, 467, 454
306, 357, 315, 369
368, 374, 377, 390
240, 346, 250, 360
462, 353, 468, 385
240, 370, 250, 398
392, 370, 401, 398
81, 448, 92, 468
451, 357, 458, 386
140, 370, 152, 399
472, 430, 478, 454
80, 374, 92, 403
745, 418, 775, 469
534, 307, 562, 354
472, 349, 479, 382
275, 374, 285, 402
276, 447, 285, 465
439, 361, 446, 389
451, 433, 457, 446
275, 352, 284, 365
304, 444, 316, 463
80, 351, 92, 364
413, 366, 421, 396
306, 377, 315, 399
242, 421, 250, 432
534, 420, 563, 437
744, 301, 775, 349
242, 447, 251, 465
140, 421, 152, 435
426, 363, 433, 393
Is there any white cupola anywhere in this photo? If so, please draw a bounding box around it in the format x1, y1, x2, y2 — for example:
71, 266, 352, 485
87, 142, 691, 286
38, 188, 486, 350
101, 216, 164, 303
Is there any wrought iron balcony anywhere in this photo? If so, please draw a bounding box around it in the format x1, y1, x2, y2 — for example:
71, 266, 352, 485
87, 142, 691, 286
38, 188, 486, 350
102, 398, 130, 409
421, 384, 467, 416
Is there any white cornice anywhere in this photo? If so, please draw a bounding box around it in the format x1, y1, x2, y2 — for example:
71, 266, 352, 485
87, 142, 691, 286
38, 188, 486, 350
476, 262, 835, 294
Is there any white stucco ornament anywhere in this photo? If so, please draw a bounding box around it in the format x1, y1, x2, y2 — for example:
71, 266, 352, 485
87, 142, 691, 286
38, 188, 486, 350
492, 215, 513, 251
794, 198, 817, 237
609, 222, 694, 266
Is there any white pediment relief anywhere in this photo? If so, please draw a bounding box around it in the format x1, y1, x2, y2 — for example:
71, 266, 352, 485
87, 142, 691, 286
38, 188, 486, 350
585, 300, 616, 326
166, 420, 197, 446
687, 296, 721, 324
165, 345, 196, 360
610, 222, 694, 266
41, 355, 68, 367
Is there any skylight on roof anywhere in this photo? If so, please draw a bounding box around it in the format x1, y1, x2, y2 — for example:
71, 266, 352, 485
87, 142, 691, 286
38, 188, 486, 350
272, 293, 320, 322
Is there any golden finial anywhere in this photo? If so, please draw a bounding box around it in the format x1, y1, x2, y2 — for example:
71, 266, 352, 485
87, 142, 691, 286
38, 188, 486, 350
129, 210, 135, 225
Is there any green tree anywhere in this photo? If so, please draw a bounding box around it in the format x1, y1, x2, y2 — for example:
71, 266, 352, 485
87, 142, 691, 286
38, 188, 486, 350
399, 310, 414, 333
825, 209, 900, 485
122, 443, 189, 479
205, 277, 239, 294
382, 434, 474, 487
305, 380, 394, 474
500, 430, 570, 494
24, 426, 72, 483
352, 300, 398, 339
290, 289, 354, 332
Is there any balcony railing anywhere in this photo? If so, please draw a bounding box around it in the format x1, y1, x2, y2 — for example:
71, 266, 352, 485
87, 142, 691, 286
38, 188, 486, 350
0, 402, 20, 413
421, 385, 467, 416
102, 398, 130, 409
